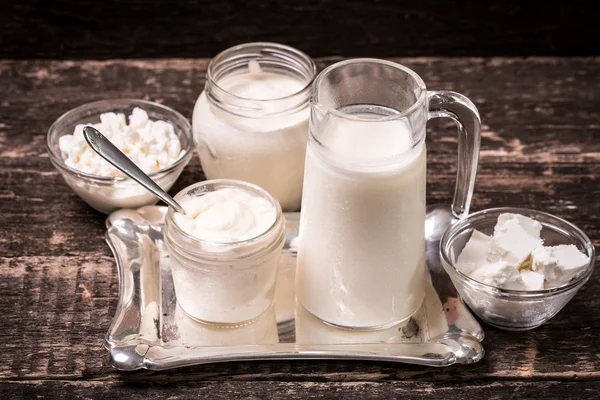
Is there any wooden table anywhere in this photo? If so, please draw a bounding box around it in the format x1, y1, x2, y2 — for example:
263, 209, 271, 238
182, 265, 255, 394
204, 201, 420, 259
1, 58, 598, 399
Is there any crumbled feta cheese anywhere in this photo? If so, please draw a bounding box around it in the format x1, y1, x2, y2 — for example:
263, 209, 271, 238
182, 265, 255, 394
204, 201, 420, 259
495, 213, 543, 237
532, 244, 590, 287
470, 261, 527, 290
488, 218, 543, 268
59, 108, 185, 177
455, 213, 590, 290
455, 230, 492, 276
520, 270, 545, 290
457, 230, 491, 265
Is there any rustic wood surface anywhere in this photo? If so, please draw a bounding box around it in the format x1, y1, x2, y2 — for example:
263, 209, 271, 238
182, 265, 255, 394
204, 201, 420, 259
0, 57, 599, 399
2, 1, 599, 59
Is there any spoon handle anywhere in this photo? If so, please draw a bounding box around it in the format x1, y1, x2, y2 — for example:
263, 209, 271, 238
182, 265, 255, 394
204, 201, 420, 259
83, 126, 186, 215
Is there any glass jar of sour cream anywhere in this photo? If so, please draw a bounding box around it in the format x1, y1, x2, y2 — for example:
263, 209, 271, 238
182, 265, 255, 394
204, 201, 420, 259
192, 43, 316, 211
164, 179, 285, 326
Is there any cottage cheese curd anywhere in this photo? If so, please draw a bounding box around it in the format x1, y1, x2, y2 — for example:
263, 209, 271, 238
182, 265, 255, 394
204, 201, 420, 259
456, 213, 590, 290
59, 108, 184, 177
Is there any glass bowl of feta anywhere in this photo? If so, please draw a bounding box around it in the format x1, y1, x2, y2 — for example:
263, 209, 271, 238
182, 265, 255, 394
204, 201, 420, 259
47, 99, 194, 214
440, 208, 595, 331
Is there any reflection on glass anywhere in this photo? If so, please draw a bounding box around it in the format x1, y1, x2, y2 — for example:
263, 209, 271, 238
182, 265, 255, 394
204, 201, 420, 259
273, 251, 297, 323
295, 300, 414, 345
295, 271, 451, 345
172, 303, 279, 347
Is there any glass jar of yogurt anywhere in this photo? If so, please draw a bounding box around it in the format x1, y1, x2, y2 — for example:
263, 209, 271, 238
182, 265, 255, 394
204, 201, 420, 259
192, 43, 316, 211
164, 179, 285, 327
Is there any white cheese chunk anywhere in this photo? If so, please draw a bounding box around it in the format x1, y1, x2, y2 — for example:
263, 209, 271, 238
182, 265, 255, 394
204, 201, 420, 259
456, 230, 491, 265
455, 230, 492, 276
531, 246, 553, 275
470, 262, 526, 290
532, 245, 590, 287
488, 218, 543, 268
495, 213, 543, 237
520, 270, 545, 290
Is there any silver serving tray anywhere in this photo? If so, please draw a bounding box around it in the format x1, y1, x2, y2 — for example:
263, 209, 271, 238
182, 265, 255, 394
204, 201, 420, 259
104, 206, 484, 370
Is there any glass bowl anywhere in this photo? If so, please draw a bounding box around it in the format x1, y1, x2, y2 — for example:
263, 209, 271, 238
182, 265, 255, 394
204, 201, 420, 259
47, 99, 193, 214
440, 207, 595, 331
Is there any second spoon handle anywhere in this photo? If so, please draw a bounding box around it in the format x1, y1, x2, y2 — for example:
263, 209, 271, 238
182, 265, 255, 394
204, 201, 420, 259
83, 126, 186, 215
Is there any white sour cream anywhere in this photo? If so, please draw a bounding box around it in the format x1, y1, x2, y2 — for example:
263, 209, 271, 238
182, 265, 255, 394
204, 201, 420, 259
173, 187, 276, 242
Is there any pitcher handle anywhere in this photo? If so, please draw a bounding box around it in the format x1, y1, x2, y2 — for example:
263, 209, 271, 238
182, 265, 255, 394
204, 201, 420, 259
427, 90, 481, 219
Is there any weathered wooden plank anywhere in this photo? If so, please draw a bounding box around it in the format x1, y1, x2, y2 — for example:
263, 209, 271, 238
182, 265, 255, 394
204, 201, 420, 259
0, 256, 117, 378
2, 379, 600, 399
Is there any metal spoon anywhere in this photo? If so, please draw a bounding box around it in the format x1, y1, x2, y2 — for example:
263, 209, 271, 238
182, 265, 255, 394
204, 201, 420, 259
83, 126, 186, 214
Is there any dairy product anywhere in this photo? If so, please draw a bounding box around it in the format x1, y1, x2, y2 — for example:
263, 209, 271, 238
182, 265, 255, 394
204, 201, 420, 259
532, 245, 591, 287
455, 213, 591, 290
296, 117, 426, 329
193, 62, 310, 211
59, 108, 184, 177
454, 230, 492, 275
166, 182, 285, 325
495, 213, 542, 237
470, 260, 528, 290
520, 270, 545, 290
173, 187, 276, 243
53, 107, 189, 214
488, 218, 543, 268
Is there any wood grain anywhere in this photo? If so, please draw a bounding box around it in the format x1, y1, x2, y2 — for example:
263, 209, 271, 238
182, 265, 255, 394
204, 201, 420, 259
0, 57, 599, 398
1, 1, 599, 59
2, 380, 600, 399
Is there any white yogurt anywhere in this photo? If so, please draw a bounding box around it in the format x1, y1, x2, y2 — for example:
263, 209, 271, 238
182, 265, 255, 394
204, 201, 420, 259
174, 187, 276, 243
193, 63, 311, 211
166, 181, 285, 325
296, 118, 426, 329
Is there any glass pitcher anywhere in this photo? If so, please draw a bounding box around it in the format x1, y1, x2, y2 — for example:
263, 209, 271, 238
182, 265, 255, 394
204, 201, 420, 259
296, 59, 481, 330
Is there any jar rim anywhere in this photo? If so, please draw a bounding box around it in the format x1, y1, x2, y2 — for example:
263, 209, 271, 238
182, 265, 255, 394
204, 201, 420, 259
206, 42, 317, 104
